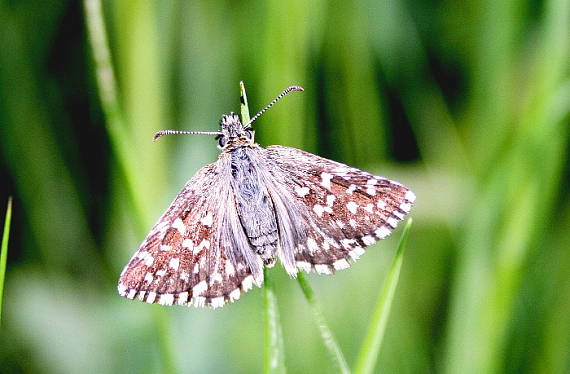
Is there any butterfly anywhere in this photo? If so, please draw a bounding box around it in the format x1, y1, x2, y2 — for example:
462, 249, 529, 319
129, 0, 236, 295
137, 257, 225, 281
118, 85, 415, 308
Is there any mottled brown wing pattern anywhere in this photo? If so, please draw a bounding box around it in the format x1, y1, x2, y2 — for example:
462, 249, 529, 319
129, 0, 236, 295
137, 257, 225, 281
118, 163, 261, 308
265, 145, 415, 274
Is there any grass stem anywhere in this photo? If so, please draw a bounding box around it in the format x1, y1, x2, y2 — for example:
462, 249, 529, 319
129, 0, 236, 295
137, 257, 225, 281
297, 273, 351, 374
354, 219, 413, 374
0, 197, 13, 327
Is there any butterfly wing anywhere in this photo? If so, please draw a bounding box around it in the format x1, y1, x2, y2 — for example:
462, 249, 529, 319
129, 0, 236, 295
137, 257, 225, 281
118, 160, 263, 308
265, 145, 415, 274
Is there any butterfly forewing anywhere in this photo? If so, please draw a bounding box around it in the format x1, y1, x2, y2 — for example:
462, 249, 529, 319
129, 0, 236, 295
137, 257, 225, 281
118, 162, 261, 308
265, 145, 415, 274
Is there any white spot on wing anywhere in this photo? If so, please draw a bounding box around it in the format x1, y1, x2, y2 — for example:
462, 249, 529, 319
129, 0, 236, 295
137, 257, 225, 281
169, 258, 180, 270
295, 185, 310, 197
177, 292, 189, 305
225, 261, 236, 277
326, 194, 336, 207
375, 226, 392, 239
146, 292, 157, 303
307, 237, 319, 252
194, 239, 210, 254
136, 251, 148, 260
349, 247, 365, 260
182, 239, 194, 249
387, 217, 399, 228
118, 283, 127, 296
193, 280, 208, 296
315, 264, 332, 274
242, 275, 254, 291
362, 235, 376, 246
172, 218, 186, 235
229, 288, 241, 302
366, 187, 376, 196
144, 272, 153, 284
364, 203, 374, 213
336, 220, 345, 229
210, 297, 225, 309
158, 294, 174, 305
313, 204, 325, 217
333, 259, 350, 270
347, 201, 358, 214
127, 289, 137, 299
156, 269, 166, 277
400, 202, 412, 213
347, 184, 357, 194
313, 204, 332, 217
144, 256, 154, 266
320, 172, 333, 189
200, 212, 213, 226
405, 190, 416, 202
377, 200, 387, 209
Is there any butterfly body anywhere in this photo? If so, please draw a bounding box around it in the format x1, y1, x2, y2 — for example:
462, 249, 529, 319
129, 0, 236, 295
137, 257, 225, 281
118, 87, 415, 308
230, 147, 279, 267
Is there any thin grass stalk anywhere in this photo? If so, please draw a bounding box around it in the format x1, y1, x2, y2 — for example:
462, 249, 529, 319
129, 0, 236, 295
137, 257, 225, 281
0, 197, 13, 327
297, 273, 351, 374
354, 219, 412, 374
84, 0, 146, 230
263, 267, 287, 374
84, 1, 177, 373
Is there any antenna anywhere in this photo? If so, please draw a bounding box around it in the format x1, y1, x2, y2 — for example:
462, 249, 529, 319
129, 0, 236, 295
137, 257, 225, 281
152, 85, 304, 140
244, 85, 304, 128
153, 129, 222, 142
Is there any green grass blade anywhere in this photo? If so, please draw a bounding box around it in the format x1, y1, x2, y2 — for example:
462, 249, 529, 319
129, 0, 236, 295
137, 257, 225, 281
240, 81, 251, 124
84, 0, 146, 228
297, 273, 351, 374
263, 267, 287, 374
84, 2, 177, 373
0, 197, 13, 327
354, 218, 413, 374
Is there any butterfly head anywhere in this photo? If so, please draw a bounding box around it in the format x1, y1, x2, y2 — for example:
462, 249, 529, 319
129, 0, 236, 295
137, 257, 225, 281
217, 112, 255, 149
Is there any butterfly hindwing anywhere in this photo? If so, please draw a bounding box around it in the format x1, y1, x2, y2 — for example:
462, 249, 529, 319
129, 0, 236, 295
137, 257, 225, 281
265, 145, 415, 274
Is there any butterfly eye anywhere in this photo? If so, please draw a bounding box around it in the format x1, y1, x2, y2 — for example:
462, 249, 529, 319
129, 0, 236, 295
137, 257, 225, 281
217, 135, 227, 147
244, 129, 253, 140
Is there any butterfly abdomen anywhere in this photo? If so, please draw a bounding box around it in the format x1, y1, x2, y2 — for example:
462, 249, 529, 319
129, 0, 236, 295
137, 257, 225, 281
231, 147, 279, 266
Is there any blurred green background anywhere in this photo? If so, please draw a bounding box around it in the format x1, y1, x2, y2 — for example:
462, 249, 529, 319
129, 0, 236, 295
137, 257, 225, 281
1, 0, 569, 373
